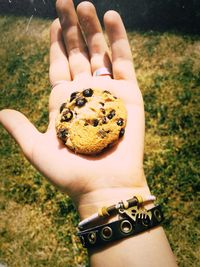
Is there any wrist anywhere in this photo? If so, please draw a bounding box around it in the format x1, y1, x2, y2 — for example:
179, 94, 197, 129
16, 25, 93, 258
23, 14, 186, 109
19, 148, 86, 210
75, 185, 153, 220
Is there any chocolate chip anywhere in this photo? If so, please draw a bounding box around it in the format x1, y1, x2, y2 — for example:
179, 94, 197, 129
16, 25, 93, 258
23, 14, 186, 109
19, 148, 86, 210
75, 97, 87, 107
93, 119, 99, 127
119, 128, 125, 138
70, 91, 79, 102
107, 110, 116, 119
99, 102, 105, 106
107, 142, 114, 148
100, 108, 106, 114
103, 90, 111, 94
57, 128, 68, 141
61, 109, 73, 122
60, 102, 67, 113
102, 117, 107, 124
83, 88, 93, 97
98, 130, 107, 138
117, 118, 124, 126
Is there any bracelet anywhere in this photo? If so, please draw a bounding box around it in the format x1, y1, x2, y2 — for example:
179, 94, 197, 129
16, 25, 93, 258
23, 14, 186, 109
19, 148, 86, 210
77, 205, 164, 248
78, 194, 156, 229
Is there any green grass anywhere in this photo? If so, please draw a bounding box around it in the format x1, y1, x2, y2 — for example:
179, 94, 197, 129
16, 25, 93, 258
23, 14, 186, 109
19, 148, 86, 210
0, 16, 200, 267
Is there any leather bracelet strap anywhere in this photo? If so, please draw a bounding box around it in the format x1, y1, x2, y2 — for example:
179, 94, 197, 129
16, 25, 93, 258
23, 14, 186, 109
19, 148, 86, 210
77, 205, 164, 248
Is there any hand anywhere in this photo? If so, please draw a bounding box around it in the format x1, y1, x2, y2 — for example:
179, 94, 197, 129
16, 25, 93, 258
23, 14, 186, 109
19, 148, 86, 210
0, 0, 150, 218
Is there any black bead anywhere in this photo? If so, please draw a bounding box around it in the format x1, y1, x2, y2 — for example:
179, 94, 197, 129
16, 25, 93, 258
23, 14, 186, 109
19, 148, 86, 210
107, 110, 116, 120
83, 88, 93, 97
61, 109, 73, 122
117, 118, 124, 126
60, 102, 67, 113
93, 119, 99, 127
75, 97, 87, 107
119, 128, 125, 138
70, 91, 78, 102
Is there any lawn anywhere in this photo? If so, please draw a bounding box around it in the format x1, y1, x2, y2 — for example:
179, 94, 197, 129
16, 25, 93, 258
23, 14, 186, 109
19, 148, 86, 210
0, 16, 199, 267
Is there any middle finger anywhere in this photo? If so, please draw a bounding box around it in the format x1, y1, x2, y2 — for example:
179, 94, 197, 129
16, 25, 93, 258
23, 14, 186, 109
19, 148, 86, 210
77, 1, 112, 74
56, 0, 91, 79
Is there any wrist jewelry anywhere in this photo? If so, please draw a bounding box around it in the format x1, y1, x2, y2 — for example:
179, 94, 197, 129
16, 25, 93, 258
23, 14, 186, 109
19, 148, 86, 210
77, 195, 164, 248
78, 195, 156, 229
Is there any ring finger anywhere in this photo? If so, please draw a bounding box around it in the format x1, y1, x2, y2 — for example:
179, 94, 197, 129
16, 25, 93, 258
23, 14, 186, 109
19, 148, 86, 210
77, 1, 112, 75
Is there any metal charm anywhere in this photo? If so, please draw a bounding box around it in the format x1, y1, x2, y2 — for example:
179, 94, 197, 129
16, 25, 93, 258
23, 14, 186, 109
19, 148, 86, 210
119, 206, 152, 222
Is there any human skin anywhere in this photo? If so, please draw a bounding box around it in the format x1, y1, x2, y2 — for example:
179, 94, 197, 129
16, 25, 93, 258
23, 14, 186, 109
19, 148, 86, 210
0, 0, 178, 266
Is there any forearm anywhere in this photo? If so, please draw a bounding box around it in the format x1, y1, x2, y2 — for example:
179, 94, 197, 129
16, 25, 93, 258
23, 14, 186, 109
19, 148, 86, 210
89, 226, 177, 267
77, 186, 177, 267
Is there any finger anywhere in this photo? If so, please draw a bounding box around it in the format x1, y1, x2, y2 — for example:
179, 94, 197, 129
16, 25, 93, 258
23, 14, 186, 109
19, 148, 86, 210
56, 0, 91, 79
104, 11, 136, 80
0, 109, 41, 160
77, 1, 111, 74
50, 18, 71, 85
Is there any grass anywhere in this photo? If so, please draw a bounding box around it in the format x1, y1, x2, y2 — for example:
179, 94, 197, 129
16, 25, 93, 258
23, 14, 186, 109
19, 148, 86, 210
0, 16, 200, 267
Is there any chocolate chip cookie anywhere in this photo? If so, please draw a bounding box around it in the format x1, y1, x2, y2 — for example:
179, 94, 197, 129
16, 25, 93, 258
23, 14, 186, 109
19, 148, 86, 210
56, 88, 127, 155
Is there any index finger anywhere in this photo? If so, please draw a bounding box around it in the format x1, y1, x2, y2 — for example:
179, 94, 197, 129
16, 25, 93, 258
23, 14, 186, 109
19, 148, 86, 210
49, 18, 71, 85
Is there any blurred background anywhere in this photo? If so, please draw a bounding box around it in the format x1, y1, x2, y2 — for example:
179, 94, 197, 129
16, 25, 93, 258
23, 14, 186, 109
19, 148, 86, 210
1, 0, 200, 33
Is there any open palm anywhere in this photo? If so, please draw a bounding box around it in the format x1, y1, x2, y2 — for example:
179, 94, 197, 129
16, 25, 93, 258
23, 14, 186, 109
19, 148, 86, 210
0, 0, 148, 215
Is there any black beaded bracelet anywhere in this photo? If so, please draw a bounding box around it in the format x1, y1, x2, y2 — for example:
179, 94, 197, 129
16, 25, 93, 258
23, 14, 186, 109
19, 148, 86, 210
77, 205, 164, 248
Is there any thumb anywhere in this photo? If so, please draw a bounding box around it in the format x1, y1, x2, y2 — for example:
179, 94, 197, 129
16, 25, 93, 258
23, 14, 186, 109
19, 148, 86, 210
0, 109, 41, 159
